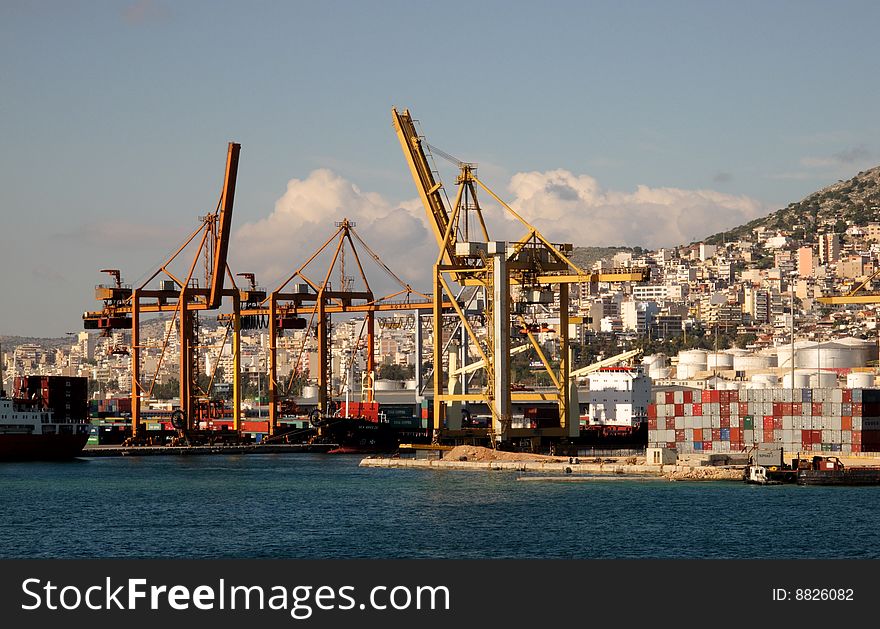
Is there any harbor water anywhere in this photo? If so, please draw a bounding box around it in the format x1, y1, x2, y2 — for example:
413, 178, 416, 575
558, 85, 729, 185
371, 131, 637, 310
2, 454, 879, 559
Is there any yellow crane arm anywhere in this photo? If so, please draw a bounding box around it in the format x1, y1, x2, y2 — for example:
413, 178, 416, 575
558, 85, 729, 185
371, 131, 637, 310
392, 107, 453, 262
450, 344, 530, 376
569, 349, 643, 379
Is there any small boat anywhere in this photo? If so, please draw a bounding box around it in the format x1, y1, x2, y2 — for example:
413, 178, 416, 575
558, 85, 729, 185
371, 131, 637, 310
744, 464, 783, 485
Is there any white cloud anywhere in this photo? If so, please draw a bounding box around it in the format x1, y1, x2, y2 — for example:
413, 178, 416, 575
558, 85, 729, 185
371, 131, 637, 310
231, 169, 435, 294
232, 168, 768, 294
502, 169, 766, 248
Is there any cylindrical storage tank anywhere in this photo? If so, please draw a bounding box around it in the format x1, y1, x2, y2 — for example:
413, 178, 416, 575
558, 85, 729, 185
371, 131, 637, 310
707, 352, 734, 370
814, 342, 857, 370
734, 354, 771, 372
302, 385, 319, 399
374, 379, 401, 391
676, 363, 701, 379
678, 350, 708, 366
810, 370, 838, 388
649, 366, 672, 380
403, 379, 417, 390
782, 370, 811, 389
750, 373, 778, 387
642, 354, 668, 369
847, 372, 875, 388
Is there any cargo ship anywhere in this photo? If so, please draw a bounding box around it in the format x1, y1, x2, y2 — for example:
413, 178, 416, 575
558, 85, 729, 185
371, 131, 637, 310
308, 400, 429, 454
0, 398, 90, 460
0, 376, 91, 461
796, 455, 880, 486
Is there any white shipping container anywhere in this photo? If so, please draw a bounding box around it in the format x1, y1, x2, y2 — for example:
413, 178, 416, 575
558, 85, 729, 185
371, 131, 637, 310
685, 428, 693, 441
667, 429, 676, 443
832, 388, 843, 404
674, 417, 684, 430
674, 390, 684, 404
853, 417, 862, 431
711, 416, 721, 429
831, 430, 841, 443
842, 444, 852, 454
801, 404, 811, 417
731, 416, 740, 429
853, 388, 863, 403
822, 430, 831, 442
782, 416, 794, 430
657, 418, 666, 431
842, 403, 852, 416
831, 417, 841, 431
832, 403, 842, 417
842, 430, 852, 444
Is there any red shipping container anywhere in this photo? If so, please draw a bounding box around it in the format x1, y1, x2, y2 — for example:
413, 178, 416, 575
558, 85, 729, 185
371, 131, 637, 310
852, 444, 861, 453
683, 390, 693, 404
853, 403, 863, 416
843, 389, 852, 403
812, 402, 823, 416
801, 429, 812, 444
739, 403, 749, 416
666, 442, 676, 450
773, 418, 783, 430
730, 390, 739, 402
665, 392, 675, 404
648, 418, 657, 430
811, 430, 822, 443
241, 421, 269, 433
853, 433, 861, 445
693, 428, 703, 442
764, 429, 774, 442
719, 391, 728, 403
842, 416, 852, 431
763, 416, 774, 430
648, 404, 657, 418
675, 429, 686, 442
773, 403, 784, 416
693, 403, 703, 415
712, 429, 722, 441
792, 402, 802, 415
703, 441, 713, 451
702, 389, 712, 403
674, 404, 684, 416
720, 417, 730, 428
720, 405, 731, 417
730, 427, 741, 442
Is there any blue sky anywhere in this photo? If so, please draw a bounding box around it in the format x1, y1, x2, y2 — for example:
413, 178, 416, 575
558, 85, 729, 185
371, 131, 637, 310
2, 0, 879, 336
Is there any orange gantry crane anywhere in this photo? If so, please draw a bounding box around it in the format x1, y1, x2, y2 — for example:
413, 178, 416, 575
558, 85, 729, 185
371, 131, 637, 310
232, 218, 449, 437
392, 107, 648, 445
83, 142, 259, 440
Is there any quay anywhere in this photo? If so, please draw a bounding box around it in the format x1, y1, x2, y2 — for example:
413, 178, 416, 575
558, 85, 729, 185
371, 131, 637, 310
81, 443, 336, 457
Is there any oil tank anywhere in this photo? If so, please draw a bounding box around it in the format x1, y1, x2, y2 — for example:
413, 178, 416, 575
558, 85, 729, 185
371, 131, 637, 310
734, 354, 771, 372
678, 350, 708, 366
809, 370, 837, 388
707, 352, 734, 370
374, 379, 402, 391
847, 372, 875, 388
750, 373, 778, 387
782, 370, 811, 389
676, 363, 702, 379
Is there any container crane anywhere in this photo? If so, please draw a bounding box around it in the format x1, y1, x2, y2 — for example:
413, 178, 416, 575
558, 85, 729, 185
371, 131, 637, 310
83, 142, 249, 441
393, 107, 648, 447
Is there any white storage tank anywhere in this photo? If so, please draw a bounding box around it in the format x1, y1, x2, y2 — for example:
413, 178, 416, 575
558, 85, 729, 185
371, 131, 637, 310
403, 379, 417, 390
707, 352, 734, 370
302, 385, 319, 399
750, 373, 778, 387
676, 363, 702, 379
810, 370, 837, 388
642, 354, 668, 369
678, 350, 708, 366
782, 370, 811, 389
847, 372, 875, 389
734, 354, 771, 372
648, 366, 672, 380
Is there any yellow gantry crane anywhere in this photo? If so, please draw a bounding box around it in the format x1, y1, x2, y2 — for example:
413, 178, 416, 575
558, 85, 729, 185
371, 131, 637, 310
817, 267, 880, 305
83, 142, 258, 441
392, 107, 647, 446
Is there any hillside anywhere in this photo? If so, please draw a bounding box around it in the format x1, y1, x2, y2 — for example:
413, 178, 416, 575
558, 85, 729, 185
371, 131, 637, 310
704, 165, 880, 244
570, 246, 640, 269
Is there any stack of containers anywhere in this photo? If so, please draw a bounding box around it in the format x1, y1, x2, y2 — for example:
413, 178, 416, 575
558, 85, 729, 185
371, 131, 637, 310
647, 387, 880, 454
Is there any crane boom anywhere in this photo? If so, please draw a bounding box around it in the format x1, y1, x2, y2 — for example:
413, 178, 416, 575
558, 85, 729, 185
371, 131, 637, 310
392, 107, 453, 262
208, 142, 241, 309
569, 349, 643, 379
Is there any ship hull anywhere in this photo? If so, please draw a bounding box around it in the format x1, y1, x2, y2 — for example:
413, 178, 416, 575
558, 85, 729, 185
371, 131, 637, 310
0, 432, 90, 461
797, 469, 880, 486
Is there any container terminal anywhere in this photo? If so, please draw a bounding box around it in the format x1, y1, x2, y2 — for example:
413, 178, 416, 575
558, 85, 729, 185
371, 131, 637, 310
5, 108, 880, 468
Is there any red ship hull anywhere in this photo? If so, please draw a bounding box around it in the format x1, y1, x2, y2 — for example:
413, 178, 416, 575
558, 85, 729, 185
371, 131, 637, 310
0, 433, 90, 461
